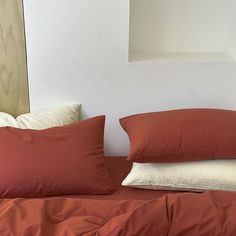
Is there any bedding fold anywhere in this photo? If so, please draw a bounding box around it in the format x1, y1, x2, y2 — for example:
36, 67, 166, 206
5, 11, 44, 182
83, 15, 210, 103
0, 191, 236, 235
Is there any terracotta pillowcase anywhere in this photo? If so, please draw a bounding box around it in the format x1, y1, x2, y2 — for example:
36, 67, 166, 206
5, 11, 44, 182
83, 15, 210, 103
120, 109, 236, 163
0, 115, 114, 198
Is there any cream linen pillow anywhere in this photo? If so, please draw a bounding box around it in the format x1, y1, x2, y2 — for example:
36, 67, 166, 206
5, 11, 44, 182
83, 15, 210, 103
0, 112, 19, 127
0, 104, 80, 129
122, 160, 236, 192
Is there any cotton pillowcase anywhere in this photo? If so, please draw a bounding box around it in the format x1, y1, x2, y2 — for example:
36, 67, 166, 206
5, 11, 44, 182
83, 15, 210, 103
120, 109, 236, 163
17, 104, 80, 129
0, 112, 19, 127
0, 115, 114, 198
122, 160, 236, 192
0, 104, 80, 129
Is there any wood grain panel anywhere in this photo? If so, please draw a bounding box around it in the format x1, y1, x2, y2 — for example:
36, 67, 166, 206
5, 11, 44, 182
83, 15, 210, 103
0, 0, 29, 116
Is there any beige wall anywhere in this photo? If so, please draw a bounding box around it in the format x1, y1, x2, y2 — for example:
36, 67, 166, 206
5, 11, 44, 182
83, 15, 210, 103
0, 0, 29, 117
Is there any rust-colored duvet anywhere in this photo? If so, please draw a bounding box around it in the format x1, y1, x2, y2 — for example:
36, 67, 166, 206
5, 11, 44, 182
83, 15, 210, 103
1, 191, 236, 236
1, 157, 236, 235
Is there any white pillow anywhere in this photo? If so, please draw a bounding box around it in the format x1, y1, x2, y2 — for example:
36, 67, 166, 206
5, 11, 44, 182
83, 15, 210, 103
0, 104, 80, 129
122, 160, 236, 192
0, 112, 19, 127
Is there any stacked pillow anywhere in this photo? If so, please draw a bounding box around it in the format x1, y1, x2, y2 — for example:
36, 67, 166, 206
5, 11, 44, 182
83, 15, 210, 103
0, 104, 81, 129
120, 109, 236, 192
0, 105, 114, 198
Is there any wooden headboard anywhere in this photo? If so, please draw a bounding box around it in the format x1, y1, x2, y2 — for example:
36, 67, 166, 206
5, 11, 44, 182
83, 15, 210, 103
0, 0, 29, 117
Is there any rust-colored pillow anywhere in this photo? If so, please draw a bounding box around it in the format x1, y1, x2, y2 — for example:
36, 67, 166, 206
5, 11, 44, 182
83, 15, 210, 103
0, 116, 114, 198
120, 109, 236, 163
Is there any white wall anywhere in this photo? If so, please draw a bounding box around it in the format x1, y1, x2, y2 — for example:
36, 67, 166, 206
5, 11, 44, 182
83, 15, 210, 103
226, 0, 236, 60
129, 0, 226, 53
24, 0, 236, 156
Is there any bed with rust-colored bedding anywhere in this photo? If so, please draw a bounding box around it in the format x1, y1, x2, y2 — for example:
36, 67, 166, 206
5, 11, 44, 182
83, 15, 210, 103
0, 157, 236, 236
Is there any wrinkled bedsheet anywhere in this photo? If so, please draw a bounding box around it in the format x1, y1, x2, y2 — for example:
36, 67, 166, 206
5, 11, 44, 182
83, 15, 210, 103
0, 191, 236, 236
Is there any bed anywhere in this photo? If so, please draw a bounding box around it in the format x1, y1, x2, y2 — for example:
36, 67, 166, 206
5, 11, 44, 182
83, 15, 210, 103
1, 107, 236, 235
0, 157, 235, 236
